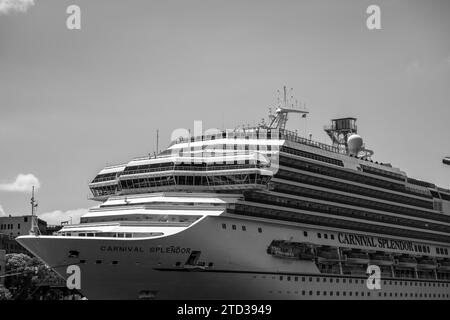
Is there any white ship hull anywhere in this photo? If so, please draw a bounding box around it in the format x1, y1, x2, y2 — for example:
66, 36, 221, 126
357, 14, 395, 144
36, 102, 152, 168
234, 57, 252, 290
18, 215, 450, 300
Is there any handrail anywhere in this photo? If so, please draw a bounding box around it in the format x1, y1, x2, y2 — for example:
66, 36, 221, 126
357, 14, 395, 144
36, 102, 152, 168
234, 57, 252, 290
120, 164, 266, 176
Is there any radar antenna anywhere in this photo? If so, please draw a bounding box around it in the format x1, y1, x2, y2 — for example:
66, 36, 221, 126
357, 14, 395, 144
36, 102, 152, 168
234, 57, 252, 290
324, 117, 373, 159
267, 86, 309, 130
443, 156, 450, 166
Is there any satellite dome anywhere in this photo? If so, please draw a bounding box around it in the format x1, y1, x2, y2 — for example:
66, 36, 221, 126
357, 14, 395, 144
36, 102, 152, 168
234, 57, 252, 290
347, 134, 363, 156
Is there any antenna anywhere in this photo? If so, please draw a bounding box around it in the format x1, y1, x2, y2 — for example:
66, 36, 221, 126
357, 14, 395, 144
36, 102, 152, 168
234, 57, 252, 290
156, 129, 159, 155
29, 186, 40, 236
267, 86, 309, 130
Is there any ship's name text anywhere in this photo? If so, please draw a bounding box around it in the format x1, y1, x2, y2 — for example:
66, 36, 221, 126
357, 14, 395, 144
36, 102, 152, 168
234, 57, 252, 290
338, 233, 414, 251
100, 246, 191, 254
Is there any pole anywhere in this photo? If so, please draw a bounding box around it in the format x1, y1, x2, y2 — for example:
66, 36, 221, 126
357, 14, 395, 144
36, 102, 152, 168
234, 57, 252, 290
156, 129, 159, 155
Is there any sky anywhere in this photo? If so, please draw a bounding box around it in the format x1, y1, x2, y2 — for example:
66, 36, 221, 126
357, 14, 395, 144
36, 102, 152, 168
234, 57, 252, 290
0, 0, 449, 224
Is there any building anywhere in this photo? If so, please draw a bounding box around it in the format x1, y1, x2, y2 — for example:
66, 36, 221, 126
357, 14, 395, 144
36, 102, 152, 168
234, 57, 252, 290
0, 215, 47, 254
45, 225, 63, 235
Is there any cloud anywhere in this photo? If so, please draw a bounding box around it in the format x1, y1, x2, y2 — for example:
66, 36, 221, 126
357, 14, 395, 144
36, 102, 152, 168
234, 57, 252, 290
38, 208, 89, 225
0, 203, 6, 216
0, 0, 34, 14
0, 173, 40, 192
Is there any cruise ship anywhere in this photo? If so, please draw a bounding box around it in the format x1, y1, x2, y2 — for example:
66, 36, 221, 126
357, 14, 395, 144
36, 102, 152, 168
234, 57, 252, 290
18, 88, 450, 300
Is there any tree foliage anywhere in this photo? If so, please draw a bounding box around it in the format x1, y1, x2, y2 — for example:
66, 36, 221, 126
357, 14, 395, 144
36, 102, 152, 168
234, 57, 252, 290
4, 253, 62, 300
0, 285, 12, 300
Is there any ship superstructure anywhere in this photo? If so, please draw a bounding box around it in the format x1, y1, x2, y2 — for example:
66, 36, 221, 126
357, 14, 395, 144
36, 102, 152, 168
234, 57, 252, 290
18, 88, 450, 299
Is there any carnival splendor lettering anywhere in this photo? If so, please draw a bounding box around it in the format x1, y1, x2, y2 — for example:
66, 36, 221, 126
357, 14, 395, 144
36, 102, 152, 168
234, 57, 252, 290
338, 233, 414, 251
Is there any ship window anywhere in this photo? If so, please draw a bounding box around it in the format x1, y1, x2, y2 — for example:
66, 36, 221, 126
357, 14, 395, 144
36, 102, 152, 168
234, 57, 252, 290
242, 226, 246, 231
330, 235, 335, 240
232, 225, 236, 230
324, 234, 328, 239
208, 262, 214, 267
112, 261, 118, 265
317, 233, 321, 239
287, 276, 291, 281
302, 290, 305, 295
294, 277, 298, 282
79, 260, 86, 264
258, 227, 262, 233
279, 276, 283, 280
303, 231, 308, 237
95, 260, 102, 264
302, 277, 305, 282
336, 291, 340, 296
309, 291, 312, 296
222, 224, 226, 229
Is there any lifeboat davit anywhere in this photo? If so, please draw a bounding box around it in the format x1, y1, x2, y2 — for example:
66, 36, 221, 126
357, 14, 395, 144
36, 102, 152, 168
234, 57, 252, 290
369, 253, 394, 266
344, 251, 370, 264
396, 256, 417, 268
417, 258, 437, 270
437, 260, 450, 271
316, 247, 340, 264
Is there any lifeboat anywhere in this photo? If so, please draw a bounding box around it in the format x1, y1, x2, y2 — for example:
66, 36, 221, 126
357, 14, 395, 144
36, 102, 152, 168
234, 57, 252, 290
267, 240, 315, 261
395, 256, 417, 268
437, 259, 450, 271
417, 258, 437, 270
344, 251, 369, 265
369, 253, 394, 266
316, 247, 340, 264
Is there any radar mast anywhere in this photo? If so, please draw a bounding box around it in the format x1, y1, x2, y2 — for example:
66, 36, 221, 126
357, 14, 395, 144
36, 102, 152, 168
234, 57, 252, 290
267, 86, 309, 130
29, 186, 41, 235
